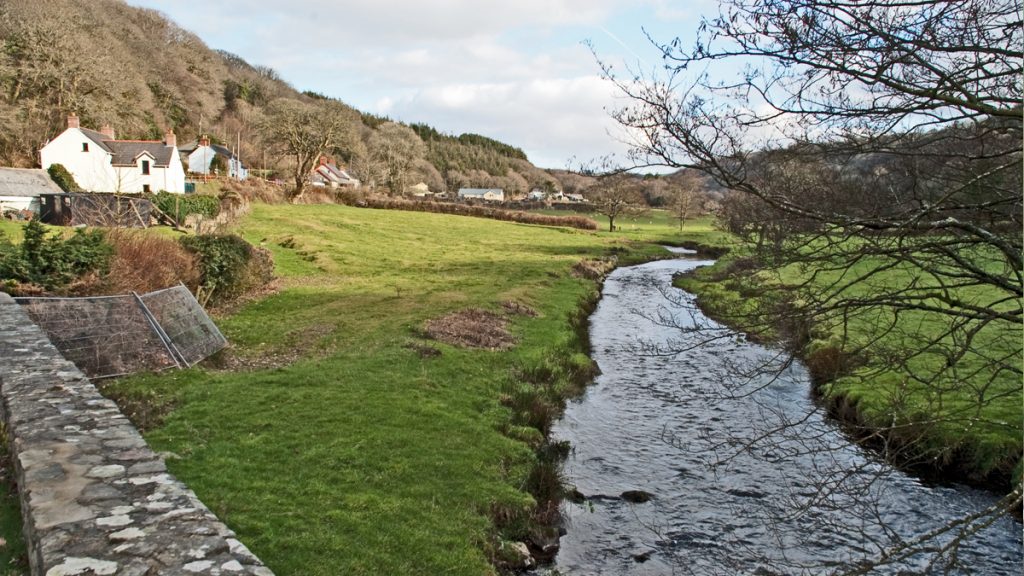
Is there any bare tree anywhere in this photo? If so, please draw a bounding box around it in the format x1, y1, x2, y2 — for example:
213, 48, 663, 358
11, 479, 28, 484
368, 122, 426, 196
590, 174, 647, 232
666, 171, 704, 231
599, 0, 1022, 572
259, 98, 358, 201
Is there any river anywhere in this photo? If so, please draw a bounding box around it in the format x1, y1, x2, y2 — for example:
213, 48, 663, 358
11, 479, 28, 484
545, 249, 1022, 575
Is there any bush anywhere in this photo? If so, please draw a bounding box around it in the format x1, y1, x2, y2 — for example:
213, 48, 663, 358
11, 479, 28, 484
151, 192, 220, 222
47, 163, 81, 192
103, 229, 201, 294
0, 220, 111, 293
179, 233, 273, 306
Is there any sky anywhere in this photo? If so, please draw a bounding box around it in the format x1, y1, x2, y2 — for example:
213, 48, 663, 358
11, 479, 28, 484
125, 0, 713, 169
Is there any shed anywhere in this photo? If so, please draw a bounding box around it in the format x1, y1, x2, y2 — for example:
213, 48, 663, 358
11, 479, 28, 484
0, 168, 62, 215
39, 193, 154, 228
457, 188, 505, 202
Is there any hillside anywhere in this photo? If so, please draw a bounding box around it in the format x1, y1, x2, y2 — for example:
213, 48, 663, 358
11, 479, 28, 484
0, 0, 562, 195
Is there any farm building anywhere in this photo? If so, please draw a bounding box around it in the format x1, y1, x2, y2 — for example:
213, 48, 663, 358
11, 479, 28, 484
457, 188, 504, 202
0, 168, 62, 216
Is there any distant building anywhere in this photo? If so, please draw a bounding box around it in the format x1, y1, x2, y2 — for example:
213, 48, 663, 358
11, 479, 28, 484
527, 189, 547, 201
180, 136, 247, 180
310, 156, 360, 188
0, 168, 63, 214
564, 193, 586, 203
457, 188, 504, 202
409, 182, 431, 197
39, 114, 185, 193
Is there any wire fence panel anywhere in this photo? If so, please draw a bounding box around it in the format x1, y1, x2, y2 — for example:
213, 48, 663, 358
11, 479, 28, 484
15, 285, 225, 379
139, 285, 227, 367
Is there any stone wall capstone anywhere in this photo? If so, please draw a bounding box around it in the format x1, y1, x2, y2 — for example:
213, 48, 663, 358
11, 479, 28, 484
0, 293, 274, 576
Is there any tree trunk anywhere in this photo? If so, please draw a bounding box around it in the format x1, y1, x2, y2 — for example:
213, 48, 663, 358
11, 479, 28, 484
608, 216, 615, 232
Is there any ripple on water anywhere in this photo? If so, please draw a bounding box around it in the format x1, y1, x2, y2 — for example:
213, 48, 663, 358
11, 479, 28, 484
543, 257, 1022, 576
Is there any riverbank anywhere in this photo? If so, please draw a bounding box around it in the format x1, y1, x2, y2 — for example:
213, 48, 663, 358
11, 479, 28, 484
675, 250, 1023, 491
93, 204, 717, 574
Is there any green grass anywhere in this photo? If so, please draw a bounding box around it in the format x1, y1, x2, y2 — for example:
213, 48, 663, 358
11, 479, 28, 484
538, 209, 734, 248
0, 425, 26, 576
677, 244, 1022, 482
102, 203, 688, 575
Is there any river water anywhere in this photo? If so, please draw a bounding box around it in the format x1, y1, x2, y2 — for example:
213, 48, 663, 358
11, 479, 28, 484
546, 250, 1022, 575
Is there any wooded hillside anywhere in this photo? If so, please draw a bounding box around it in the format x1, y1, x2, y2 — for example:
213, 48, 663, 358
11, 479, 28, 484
0, 0, 568, 195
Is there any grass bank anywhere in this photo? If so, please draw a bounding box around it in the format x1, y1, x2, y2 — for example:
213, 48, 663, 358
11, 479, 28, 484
101, 203, 686, 574
676, 247, 1022, 487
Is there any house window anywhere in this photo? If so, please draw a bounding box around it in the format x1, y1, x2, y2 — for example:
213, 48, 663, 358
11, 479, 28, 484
143, 184, 151, 193
82, 142, 89, 152
141, 160, 150, 175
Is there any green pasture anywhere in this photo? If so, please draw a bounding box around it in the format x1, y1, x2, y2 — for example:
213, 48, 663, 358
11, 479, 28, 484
103, 203, 677, 575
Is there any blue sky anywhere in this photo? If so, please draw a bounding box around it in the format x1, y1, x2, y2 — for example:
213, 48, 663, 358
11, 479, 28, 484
126, 1, 712, 169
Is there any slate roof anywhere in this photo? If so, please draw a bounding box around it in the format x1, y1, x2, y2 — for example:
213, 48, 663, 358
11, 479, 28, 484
79, 128, 113, 153
106, 141, 176, 167
0, 168, 64, 197
179, 142, 240, 160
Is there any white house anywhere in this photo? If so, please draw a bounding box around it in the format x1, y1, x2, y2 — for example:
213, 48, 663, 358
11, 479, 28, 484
310, 156, 360, 188
527, 189, 547, 201
0, 167, 62, 214
39, 114, 186, 193
457, 188, 504, 202
180, 136, 248, 180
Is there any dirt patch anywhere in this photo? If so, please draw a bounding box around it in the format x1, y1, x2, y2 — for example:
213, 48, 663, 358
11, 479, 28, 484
425, 309, 516, 350
502, 300, 539, 317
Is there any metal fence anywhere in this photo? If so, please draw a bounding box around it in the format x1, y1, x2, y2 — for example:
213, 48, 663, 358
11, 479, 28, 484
15, 284, 226, 379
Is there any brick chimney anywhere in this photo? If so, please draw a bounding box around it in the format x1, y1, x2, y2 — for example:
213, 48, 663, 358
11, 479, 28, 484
67, 113, 80, 129
164, 129, 177, 148
99, 124, 115, 140
199, 135, 211, 147
319, 155, 329, 166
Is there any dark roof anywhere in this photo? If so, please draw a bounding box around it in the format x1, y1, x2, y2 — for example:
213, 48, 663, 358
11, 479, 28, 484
79, 128, 113, 153
0, 168, 63, 197
106, 141, 175, 167
179, 142, 240, 160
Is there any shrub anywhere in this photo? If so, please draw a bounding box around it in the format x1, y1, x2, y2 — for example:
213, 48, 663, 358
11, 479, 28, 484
179, 233, 273, 306
0, 220, 111, 293
47, 163, 80, 192
103, 229, 201, 294
151, 192, 220, 222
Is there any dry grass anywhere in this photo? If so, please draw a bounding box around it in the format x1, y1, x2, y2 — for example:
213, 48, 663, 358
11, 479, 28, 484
102, 230, 200, 294
424, 308, 516, 350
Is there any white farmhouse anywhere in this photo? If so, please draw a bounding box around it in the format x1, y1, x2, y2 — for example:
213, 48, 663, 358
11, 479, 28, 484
180, 135, 248, 180
39, 114, 186, 193
457, 188, 505, 202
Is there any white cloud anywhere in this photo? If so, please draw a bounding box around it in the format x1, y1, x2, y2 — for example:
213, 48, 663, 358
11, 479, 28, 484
129, 0, 704, 167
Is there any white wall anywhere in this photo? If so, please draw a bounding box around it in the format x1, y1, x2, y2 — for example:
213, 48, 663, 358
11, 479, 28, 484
40, 128, 117, 192
41, 129, 185, 193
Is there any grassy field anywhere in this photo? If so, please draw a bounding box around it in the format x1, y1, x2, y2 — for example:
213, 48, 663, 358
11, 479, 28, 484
538, 209, 734, 248
677, 246, 1023, 483
95, 203, 715, 575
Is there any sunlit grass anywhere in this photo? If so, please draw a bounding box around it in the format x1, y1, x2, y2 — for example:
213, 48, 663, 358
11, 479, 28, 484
103, 203, 684, 574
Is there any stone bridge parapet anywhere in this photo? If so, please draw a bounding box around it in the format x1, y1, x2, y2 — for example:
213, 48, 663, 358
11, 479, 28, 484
0, 293, 273, 576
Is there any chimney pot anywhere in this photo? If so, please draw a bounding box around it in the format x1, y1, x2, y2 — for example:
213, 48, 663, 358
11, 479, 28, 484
199, 135, 211, 147
319, 155, 329, 166
67, 113, 80, 129
164, 129, 177, 148
100, 124, 115, 140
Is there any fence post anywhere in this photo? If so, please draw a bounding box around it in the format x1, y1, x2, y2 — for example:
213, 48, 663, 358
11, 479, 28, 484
132, 291, 184, 369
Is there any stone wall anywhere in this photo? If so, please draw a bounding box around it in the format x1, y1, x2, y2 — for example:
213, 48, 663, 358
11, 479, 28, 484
0, 293, 274, 575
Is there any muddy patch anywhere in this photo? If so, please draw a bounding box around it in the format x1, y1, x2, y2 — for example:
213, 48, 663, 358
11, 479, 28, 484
502, 300, 539, 317
425, 309, 516, 350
